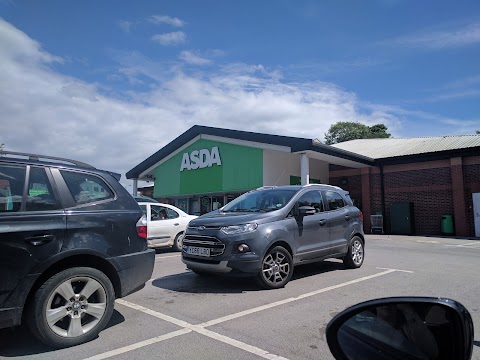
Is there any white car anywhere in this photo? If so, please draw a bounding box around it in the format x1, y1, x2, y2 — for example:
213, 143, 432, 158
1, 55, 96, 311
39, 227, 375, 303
137, 202, 197, 251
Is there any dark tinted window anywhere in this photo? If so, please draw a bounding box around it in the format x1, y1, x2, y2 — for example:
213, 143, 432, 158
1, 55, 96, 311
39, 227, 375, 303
0, 164, 26, 213
61, 171, 114, 206
297, 190, 324, 213
26, 167, 60, 211
325, 191, 346, 211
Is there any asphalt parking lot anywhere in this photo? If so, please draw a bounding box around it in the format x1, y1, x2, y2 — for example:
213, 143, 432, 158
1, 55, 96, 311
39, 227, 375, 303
1, 235, 479, 360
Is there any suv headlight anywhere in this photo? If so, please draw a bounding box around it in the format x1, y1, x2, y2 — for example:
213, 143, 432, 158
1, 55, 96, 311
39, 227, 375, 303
221, 223, 258, 235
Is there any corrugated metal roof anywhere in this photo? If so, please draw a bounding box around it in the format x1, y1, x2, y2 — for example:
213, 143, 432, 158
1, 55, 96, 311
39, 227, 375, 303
331, 135, 480, 159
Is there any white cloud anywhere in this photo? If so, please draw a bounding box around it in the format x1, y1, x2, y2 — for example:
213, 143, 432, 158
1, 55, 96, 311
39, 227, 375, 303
151, 31, 186, 46
1, 18, 478, 186
384, 22, 480, 49
179, 51, 212, 65
149, 15, 185, 27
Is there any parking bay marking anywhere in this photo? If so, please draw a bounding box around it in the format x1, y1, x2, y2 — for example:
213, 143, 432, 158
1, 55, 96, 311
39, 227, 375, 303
445, 242, 480, 249
85, 268, 403, 360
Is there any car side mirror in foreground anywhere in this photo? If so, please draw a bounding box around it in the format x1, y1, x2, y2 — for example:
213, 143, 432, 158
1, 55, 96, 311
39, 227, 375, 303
326, 297, 474, 360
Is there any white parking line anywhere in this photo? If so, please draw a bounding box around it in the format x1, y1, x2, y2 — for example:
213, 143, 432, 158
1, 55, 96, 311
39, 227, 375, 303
86, 268, 403, 360
83, 328, 192, 360
376, 267, 414, 274
202, 269, 396, 327
194, 326, 288, 360
445, 242, 480, 248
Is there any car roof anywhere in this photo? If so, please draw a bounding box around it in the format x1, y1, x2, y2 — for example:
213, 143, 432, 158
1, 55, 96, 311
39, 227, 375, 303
0, 151, 121, 180
255, 184, 344, 191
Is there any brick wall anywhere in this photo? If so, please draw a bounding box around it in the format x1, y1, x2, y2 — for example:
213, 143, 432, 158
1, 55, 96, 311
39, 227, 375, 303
329, 156, 480, 237
464, 159, 480, 236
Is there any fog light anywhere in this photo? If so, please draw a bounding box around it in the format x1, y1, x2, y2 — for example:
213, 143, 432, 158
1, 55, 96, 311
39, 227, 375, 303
238, 244, 250, 253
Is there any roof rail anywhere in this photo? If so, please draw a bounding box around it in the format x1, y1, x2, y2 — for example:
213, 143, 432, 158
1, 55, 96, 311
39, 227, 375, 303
0, 151, 95, 169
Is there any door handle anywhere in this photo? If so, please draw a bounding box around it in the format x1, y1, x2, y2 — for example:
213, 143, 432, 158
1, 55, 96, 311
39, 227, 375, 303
174, 223, 180, 226
345, 215, 350, 221
25, 234, 56, 246
319, 219, 327, 226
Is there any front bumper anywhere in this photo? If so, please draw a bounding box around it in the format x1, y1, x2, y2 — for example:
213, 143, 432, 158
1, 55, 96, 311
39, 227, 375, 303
109, 249, 155, 297
182, 252, 262, 275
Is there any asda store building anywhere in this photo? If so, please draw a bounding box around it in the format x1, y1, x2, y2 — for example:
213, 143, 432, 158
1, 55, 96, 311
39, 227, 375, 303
127, 125, 480, 237
126, 125, 371, 216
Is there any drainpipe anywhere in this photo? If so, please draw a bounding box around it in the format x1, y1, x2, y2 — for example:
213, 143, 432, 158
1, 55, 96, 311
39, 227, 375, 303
380, 165, 387, 234
132, 179, 138, 196
300, 153, 310, 185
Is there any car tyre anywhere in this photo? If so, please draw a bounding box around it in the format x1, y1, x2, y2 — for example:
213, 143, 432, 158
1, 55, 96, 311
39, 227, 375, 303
26, 267, 115, 348
256, 246, 293, 289
174, 233, 184, 252
343, 236, 364, 269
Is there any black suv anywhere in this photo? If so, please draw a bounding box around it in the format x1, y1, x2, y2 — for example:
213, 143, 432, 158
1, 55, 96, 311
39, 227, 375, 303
0, 151, 155, 348
182, 185, 364, 289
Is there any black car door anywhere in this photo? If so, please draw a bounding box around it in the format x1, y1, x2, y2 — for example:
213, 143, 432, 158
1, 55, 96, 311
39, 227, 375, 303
0, 164, 65, 307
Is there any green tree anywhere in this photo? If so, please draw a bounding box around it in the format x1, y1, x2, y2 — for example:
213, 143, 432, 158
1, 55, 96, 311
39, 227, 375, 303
324, 121, 391, 145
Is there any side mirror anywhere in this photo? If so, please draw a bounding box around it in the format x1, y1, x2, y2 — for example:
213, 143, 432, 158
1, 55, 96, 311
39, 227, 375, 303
326, 297, 474, 360
298, 206, 316, 216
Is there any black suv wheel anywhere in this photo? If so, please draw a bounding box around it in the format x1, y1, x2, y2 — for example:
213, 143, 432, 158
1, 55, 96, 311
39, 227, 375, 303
27, 267, 115, 348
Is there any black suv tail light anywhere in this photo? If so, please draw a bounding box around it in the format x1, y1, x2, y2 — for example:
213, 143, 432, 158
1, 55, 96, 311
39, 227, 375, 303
359, 211, 364, 223
136, 214, 147, 239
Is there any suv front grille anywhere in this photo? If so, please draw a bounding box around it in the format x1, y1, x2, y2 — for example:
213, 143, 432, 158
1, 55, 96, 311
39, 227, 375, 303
183, 235, 225, 257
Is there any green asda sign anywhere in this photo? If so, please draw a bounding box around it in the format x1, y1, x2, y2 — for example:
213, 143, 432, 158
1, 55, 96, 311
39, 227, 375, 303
154, 139, 263, 197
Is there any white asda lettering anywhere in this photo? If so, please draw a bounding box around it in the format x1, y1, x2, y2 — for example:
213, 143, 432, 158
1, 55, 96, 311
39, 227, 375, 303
180, 147, 222, 171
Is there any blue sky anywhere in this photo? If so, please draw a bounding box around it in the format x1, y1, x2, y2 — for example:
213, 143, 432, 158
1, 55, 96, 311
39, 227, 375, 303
1, 0, 479, 181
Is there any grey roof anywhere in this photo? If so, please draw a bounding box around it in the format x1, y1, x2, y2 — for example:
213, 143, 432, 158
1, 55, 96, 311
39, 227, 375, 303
331, 135, 480, 159
127, 125, 373, 179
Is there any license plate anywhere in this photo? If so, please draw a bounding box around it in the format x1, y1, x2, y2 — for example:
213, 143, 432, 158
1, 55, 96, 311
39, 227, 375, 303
186, 246, 210, 257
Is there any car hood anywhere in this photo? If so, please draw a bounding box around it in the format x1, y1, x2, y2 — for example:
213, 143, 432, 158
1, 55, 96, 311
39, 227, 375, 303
187, 210, 284, 227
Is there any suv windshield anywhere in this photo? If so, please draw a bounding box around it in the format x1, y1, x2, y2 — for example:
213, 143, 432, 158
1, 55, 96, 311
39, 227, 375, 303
222, 189, 297, 213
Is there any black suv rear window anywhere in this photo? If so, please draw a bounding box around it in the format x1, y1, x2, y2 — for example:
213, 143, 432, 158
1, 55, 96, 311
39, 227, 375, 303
61, 171, 114, 206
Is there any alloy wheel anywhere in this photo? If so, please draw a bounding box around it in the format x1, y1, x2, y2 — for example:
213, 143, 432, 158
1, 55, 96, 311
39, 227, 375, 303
45, 276, 107, 338
261, 250, 290, 286
351, 239, 364, 266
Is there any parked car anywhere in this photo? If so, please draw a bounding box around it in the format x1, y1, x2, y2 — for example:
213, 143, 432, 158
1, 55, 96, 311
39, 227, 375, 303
133, 195, 159, 203
138, 202, 197, 251
0, 151, 155, 348
182, 184, 364, 289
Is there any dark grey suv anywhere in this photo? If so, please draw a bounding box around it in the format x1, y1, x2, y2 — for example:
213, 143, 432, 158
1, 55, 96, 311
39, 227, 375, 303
182, 185, 364, 289
0, 151, 155, 348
